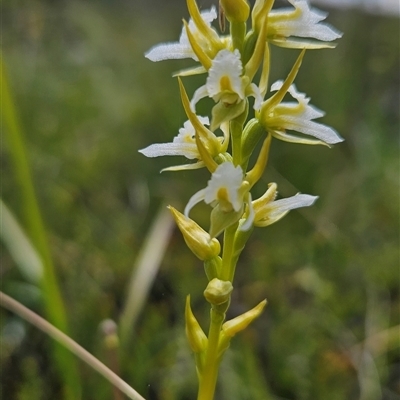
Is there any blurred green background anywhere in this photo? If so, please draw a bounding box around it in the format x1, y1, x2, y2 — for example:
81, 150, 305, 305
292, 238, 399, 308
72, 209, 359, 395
1, 0, 399, 399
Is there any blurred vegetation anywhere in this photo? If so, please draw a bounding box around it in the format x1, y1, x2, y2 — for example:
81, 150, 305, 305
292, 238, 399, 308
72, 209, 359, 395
1, 0, 399, 399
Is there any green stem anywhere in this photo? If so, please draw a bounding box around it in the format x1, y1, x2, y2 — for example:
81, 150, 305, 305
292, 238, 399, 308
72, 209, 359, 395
196, 220, 239, 399
197, 307, 225, 400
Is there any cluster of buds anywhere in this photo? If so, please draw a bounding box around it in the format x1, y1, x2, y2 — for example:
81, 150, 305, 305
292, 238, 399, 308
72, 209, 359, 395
140, 0, 342, 391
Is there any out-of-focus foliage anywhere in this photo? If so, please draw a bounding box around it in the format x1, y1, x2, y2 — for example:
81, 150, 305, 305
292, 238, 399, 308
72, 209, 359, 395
1, 0, 399, 399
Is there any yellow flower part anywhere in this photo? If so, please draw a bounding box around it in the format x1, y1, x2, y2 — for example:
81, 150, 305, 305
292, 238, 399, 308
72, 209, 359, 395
203, 278, 233, 306
185, 296, 208, 353
222, 299, 267, 338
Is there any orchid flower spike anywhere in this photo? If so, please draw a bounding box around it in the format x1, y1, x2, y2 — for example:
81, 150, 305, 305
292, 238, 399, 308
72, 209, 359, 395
267, 0, 343, 49
252, 183, 318, 227
259, 80, 343, 146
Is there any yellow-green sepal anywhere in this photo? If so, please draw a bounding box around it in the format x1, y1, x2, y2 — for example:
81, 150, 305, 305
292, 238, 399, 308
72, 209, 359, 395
168, 206, 221, 261
210, 100, 247, 131
245, 133, 272, 188
209, 204, 243, 239
218, 299, 267, 352
185, 295, 208, 375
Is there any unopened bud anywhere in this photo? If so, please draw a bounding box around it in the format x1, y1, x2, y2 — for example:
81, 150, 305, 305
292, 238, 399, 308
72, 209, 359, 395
185, 295, 208, 353
168, 206, 220, 260
220, 0, 250, 23
204, 278, 233, 306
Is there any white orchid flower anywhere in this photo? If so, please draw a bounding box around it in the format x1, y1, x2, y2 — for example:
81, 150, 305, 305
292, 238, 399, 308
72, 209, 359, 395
260, 80, 343, 146
185, 162, 244, 214
138, 117, 209, 171
145, 7, 218, 62
253, 183, 318, 227
191, 49, 262, 112
185, 162, 254, 236
267, 0, 342, 49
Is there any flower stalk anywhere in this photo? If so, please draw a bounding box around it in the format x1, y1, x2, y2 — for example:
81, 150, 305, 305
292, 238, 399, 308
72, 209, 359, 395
140, 1, 343, 398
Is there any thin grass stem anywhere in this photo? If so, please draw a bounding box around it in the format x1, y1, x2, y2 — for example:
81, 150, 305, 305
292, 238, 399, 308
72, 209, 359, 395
0, 291, 147, 400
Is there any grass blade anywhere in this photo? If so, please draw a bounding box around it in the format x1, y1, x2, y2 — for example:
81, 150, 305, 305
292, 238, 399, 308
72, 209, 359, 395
1, 57, 82, 398
119, 204, 174, 348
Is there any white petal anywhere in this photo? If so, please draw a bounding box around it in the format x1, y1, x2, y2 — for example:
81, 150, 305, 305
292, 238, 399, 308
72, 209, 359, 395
177, 117, 210, 142
185, 188, 206, 217
287, 83, 307, 102
191, 85, 209, 111
281, 116, 343, 144
145, 43, 194, 62
199, 6, 218, 23
269, 194, 318, 219
139, 142, 199, 159
206, 49, 244, 98
240, 193, 255, 231
247, 83, 263, 110
271, 80, 307, 103
204, 162, 243, 211
270, 80, 284, 92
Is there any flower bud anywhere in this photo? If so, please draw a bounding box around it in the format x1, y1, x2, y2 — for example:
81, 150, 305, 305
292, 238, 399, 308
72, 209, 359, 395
241, 118, 265, 165
222, 299, 267, 338
204, 278, 233, 306
220, 0, 250, 23
185, 296, 208, 353
168, 206, 220, 260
